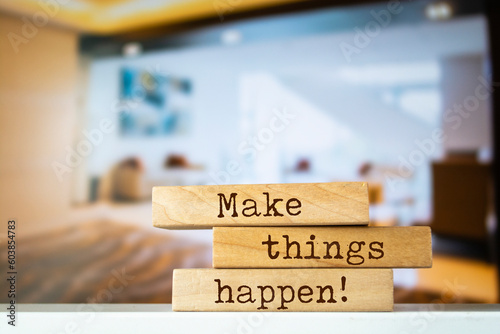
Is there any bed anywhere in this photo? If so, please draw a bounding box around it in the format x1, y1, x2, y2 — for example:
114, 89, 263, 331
0, 221, 211, 303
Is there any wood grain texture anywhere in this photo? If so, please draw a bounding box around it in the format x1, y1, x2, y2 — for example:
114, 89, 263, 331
173, 268, 393, 312
213, 226, 432, 268
153, 182, 369, 229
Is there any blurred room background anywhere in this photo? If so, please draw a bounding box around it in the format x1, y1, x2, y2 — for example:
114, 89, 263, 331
0, 0, 498, 304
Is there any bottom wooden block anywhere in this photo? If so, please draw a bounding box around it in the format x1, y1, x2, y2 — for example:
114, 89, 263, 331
173, 268, 393, 312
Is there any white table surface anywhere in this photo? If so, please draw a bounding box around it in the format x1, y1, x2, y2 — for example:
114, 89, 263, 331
2, 304, 499, 334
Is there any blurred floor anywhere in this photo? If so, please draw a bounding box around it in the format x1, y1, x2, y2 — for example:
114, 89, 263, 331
415, 254, 497, 303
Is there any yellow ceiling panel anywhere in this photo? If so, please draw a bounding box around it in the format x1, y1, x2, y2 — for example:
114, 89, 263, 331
0, 0, 304, 34
80, 0, 134, 5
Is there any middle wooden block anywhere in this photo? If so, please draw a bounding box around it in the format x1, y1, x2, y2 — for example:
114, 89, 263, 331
213, 226, 432, 268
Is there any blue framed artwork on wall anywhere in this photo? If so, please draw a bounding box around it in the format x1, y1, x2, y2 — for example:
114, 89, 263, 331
119, 67, 192, 137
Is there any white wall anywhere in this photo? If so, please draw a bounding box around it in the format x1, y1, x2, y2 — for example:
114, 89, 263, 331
85, 15, 490, 193
86, 47, 241, 178
440, 54, 492, 154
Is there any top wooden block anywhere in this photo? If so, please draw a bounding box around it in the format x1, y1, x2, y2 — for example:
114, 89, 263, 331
153, 182, 369, 229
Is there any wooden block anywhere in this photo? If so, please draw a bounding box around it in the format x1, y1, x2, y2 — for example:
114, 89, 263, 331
213, 226, 432, 268
153, 182, 369, 229
173, 268, 393, 312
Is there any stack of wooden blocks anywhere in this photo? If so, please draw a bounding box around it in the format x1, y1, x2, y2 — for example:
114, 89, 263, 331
153, 182, 432, 312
